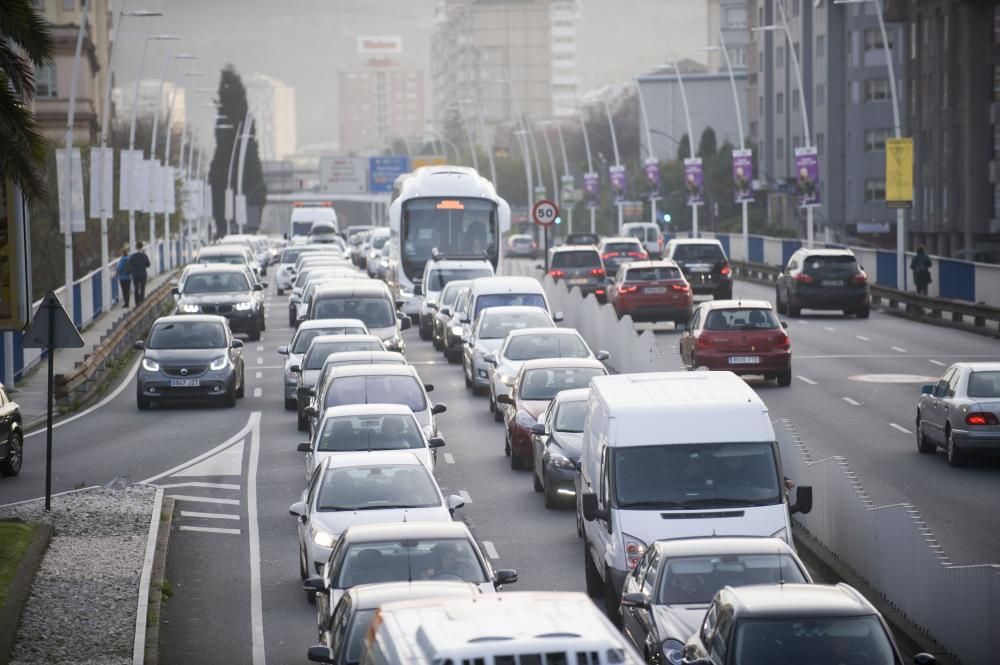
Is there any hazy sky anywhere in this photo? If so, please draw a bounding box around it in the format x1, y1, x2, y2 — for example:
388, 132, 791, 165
113, 0, 707, 151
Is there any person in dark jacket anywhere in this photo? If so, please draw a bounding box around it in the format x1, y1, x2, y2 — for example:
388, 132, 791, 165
910, 245, 932, 296
116, 246, 132, 307
129, 241, 152, 305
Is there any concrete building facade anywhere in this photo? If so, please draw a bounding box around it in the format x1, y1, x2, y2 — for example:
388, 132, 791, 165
246, 74, 297, 161
338, 66, 425, 154
708, 0, 750, 73
111, 81, 186, 130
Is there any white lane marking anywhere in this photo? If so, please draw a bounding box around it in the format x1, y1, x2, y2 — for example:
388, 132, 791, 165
140, 415, 253, 483
929, 359, 946, 367
842, 397, 861, 406
890, 423, 912, 435
824, 326, 836, 332
169, 442, 245, 478
796, 376, 817, 385
483, 540, 500, 560
253, 387, 262, 398
25, 354, 142, 438
459, 490, 472, 504
247, 413, 265, 665
443, 453, 455, 464
255, 371, 263, 379
256, 345, 264, 352
797, 320, 809, 325
166, 494, 240, 505
891, 346, 907, 353
256, 357, 263, 365
132, 487, 164, 665
179, 525, 242, 535
256, 365, 283, 370
856, 335, 870, 341
180, 510, 240, 521
157, 481, 241, 490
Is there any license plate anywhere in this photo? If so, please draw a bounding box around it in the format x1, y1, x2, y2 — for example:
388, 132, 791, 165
170, 379, 201, 387
644, 287, 667, 294
688, 265, 711, 273
821, 280, 843, 286
568, 278, 588, 285
728, 356, 760, 365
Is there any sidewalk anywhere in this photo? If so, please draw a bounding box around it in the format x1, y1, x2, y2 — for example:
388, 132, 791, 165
9, 270, 178, 430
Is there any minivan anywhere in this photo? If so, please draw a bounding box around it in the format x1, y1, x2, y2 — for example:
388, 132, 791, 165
577, 371, 813, 619
461, 276, 560, 328
621, 222, 664, 259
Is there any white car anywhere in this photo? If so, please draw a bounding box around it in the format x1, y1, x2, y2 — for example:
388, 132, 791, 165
274, 245, 335, 294
416, 257, 495, 341
486, 327, 607, 420
277, 319, 369, 410
289, 452, 464, 582
296, 403, 446, 478
461, 306, 555, 396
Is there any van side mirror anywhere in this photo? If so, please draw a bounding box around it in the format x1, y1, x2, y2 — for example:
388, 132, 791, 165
171, 286, 180, 296
446, 494, 465, 514
440, 306, 451, 317
302, 577, 325, 593
133, 340, 145, 350
231, 339, 244, 349
581, 493, 606, 522
459, 315, 470, 324
790, 485, 813, 515
296, 442, 311, 453
428, 436, 446, 448
413, 284, 423, 296
494, 569, 518, 586
553, 311, 564, 323
277, 345, 289, 355
424, 383, 435, 393
483, 353, 497, 365
496, 394, 513, 406
290, 364, 301, 373
288, 501, 307, 520
595, 350, 610, 361
431, 403, 447, 415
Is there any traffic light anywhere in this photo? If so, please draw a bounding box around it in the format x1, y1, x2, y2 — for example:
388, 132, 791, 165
663, 213, 672, 224
554, 216, 562, 225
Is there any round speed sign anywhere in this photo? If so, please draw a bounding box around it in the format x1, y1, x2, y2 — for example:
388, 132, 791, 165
531, 199, 559, 227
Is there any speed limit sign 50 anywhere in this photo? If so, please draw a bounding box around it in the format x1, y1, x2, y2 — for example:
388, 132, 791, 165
531, 199, 559, 227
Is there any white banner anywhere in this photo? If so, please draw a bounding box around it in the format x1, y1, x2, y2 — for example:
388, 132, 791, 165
148, 161, 163, 214
88, 146, 114, 219
132, 158, 151, 213
164, 166, 176, 214
118, 148, 142, 211
55, 148, 86, 233
224, 187, 233, 222
203, 183, 213, 222
182, 179, 198, 220
235, 193, 247, 229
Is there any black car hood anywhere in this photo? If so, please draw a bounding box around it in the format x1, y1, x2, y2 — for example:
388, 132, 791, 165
178, 292, 253, 305
550, 431, 583, 459
144, 348, 228, 363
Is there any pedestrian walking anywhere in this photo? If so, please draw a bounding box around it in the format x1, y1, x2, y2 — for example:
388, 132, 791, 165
116, 246, 132, 307
129, 241, 151, 305
910, 245, 932, 296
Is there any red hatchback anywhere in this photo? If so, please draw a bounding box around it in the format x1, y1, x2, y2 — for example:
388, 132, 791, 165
607, 260, 693, 323
678, 300, 792, 386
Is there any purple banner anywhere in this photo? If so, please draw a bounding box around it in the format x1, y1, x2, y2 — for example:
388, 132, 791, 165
794, 146, 821, 207
732, 149, 754, 204
684, 158, 703, 206
609, 165, 627, 204
644, 158, 661, 201
583, 172, 600, 209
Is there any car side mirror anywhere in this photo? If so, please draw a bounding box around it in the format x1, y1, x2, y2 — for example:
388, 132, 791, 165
483, 353, 497, 365
394, 299, 405, 309
290, 364, 301, 373
529, 423, 547, 436
431, 403, 447, 415
440, 306, 451, 316
428, 302, 438, 310
424, 383, 435, 393
399, 316, 412, 331
781, 321, 789, 329
581, 493, 607, 522
496, 394, 513, 406
459, 315, 470, 324
171, 286, 180, 296
428, 436, 446, 449
413, 284, 423, 296
305, 405, 318, 418
595, 350, 610, 361
535, 264, 545, 271
231, 339, 244, 349
494, 569, 518, 586
133, 340, 145, 350
553, 311, 564, 323
912, 654, 936, 665
302, 577, 325, 593
446, 494, 465, 514
790, 485, 813, 515
307, 645, 336, 664
253, 283, 264, 291
277, 345, 289, 355
296, 442, 311, 453
920, 384, 934, 395
620, 592, 648, 608
288, 501, 307, 520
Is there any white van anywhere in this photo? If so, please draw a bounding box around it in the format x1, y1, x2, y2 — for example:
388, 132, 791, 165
461, 276, 559, 327
621, 222, 664, 259
358, 591, 644, 665
577, 371, 813, 618
290, 204, 339, 240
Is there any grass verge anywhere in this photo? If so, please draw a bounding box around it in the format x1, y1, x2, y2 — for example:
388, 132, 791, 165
0, 522, 38, 610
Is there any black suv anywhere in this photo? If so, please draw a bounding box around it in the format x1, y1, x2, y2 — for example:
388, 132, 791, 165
544, 246, 607, 301
776, 248, 871, 318
665, 239, 734, 299
174, 265, 267, 341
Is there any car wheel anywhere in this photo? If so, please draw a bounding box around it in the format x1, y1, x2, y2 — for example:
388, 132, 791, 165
419, 322, 432, 341
276, 287, 284, 296
855, 305, 871, 319
575, 496, 584, 537
284, 397, 297, 411
510, 448, 523, 470
605, 581, 622, 628
584, 542, 603, 597
447, 348, 460, 364
136, 390, 151, 411
472, 381, 488, 397
775, 289, 786, 315
463, 362, 473, 388
788, 302, 802, 318
432, 334, 444, 351
916, 416, 936, 454
288, 311, 296, 328
946, 427, 967, 467
0, 431, 23, 477
306, 587, 316, 605
777, 369, 792, 387
297, 407, 308, 432
533, 468, 543, 492
298, 543, 308, 580
543, 475, 562, 510
488, 386, 496, 413
260, 314, 266, 332
235, 370, 245, 398
504, 428, 511, 457
247, 324, 261, 342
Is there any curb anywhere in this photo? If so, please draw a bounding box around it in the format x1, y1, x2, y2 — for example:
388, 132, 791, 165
0, 522, 53, 665
792, 524, 958, 664
142, 496, 173, 665
132, 488, 166, 665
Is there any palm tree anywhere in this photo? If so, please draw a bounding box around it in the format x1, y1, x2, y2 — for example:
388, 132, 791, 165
0, 0, 55, 202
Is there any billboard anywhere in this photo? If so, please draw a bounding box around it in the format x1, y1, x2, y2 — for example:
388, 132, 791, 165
411, 155, 446, 170
357, 35, 402, 55
885, 137, 913, 208
684, 158, 704, 206
643, 158, 661, 201
583, 172, 599, 209
732, 149, 754, 204
369, 156, 410, 193
794, 146, 821, 207
319, 156, 367, 194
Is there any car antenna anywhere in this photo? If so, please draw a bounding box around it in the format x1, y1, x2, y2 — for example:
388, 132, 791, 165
778, 544, 785, 587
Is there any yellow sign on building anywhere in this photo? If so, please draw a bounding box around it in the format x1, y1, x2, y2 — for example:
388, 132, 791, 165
885, 137, 913, 208
411, 155, 447, 169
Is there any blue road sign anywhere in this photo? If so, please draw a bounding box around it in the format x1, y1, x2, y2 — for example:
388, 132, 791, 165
368, 156, 410, 193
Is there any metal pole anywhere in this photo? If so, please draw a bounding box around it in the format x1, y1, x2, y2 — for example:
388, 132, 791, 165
717, 31, 750, 260
146, 54, 173, 277
669, 63, 698, 238
236, 113, 256, 233
554, 122, 573, 233
540, 123, 559, 212
578, 108, 596, 234
455, 105, 479, 172
44, 305, 54, 512
502, 76, 533, 228
63, 0, 90, 323
634, 81, 658, 225
601, 99, 623, 234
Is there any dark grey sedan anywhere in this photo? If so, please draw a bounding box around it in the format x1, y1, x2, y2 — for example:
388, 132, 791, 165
917, 362, 1000, 466
530, 388, 588, 509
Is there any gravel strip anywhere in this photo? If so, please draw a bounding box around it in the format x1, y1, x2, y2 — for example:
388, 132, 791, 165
0, 485, 157, 665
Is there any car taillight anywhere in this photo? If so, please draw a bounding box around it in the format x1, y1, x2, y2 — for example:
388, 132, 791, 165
595, 288, 605, 295
627, 251, 646, 258
851, 272, 868, 285
720, 264, 732, 276
590, 268, 605, 277
965, 412, 999, 426
549, 269, 565, 278
531, 242, 537, 249
620, 285, 639, 294
602, 253, 617, 261
773, 334, 790, 349
670, 282, 690, 292
696, 336, 713, 350
794, 273, 814, 284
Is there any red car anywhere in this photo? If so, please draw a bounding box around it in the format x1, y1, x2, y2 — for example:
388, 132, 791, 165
678, 300, 792, 386
607, 260, 693, 323
496, 358, 608, 470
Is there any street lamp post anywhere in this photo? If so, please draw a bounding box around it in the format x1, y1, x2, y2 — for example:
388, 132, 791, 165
634, 80, 659, 226
577, 107, 597, 234
524, 118, 546, 201
164, 71, 203, 268
552, 121, 574, 233
450, 103, 479, 171
236, 111, 256, 233
664, 63, 698, 237
499, 76, 534, 232
539, 121, 560, 214
225, 122, 245, 235
599, 97, 624, 234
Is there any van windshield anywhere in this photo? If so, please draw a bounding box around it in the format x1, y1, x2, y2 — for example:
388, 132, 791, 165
613, 442, 782, 508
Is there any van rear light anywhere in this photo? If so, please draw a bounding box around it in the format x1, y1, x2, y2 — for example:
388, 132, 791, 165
590, 268, 606, 277
549, 269, 566, 279
696, 336, 713, 350
794, 273, 814, 284
966, 412, 999, 426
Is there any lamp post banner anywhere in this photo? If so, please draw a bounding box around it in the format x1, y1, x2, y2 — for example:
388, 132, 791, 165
584, 172, 600, 209
732, 149, 754, 203
55, 148, 85, 232
165, 167, 176, 214
644, 158, 661, 201
684, 158, 703, 206
560, 174, 576, 204
88, 147, 114, 219
609, 165, 627, 203
794, 146, 821, 207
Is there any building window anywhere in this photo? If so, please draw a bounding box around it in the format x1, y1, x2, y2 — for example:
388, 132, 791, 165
817, 132, 825, 154
776, 137, 785, 157
793, 0, 800, 17
816, 83, 826, 105
816, 34, 826, 59
865, 79, 890, 101
725, 7, 747, 29
729, 47, 747, 67
776, 91, 784, 112
994, 65, 1000, 102
35, 64, 56, 97
793, 42, 800, 64
865, 128, 890, 152
865, 179, 886, 201
776, 46, 784, 67
942, 71, 948, 108
911, 21, 918, 59
864, 28, 892, 51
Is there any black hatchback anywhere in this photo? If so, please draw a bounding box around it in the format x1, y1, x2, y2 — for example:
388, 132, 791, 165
174, 265, 266, 341
665, 239, 734, 299
776, 248, 871, 318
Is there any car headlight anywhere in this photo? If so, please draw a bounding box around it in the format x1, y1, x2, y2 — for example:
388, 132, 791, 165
141, 357, 159, 372
209, 356, 228, 371
499, 373, 515, 387
178, 303, 200, 313
234, 301, 255, 311
549, 452, 575, 469
771, 527, 789, 544
385, 337, 402, 351
661, 639, 685, 665
515, 411, 537, 428
285, 366, 298, 383
311, 525, 337, 549
451, 325, 463, 336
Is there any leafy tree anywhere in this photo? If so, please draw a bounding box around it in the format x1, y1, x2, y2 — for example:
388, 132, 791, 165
0, 0, 55, 202
698, 127, 718, 159
676, 134, 691, 161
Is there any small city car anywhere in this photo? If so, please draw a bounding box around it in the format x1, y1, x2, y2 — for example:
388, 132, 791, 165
608, 260, 693, 323
916, 362, 1000, 466
599, 236, 649, 272
173, 264, 266, 341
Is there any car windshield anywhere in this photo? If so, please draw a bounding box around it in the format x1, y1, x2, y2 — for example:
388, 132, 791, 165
371, 234, 390, 250
305, 340, 384, 370
671, 243, 726, 262
401, 198, 499, 281
336, 539, 487, 587
292, 328, 365, 353
703, 308, 780, 331
626, 227, 658, 242
427, 268, 493, 291
625, 267, 682, 282
613, 443, 782, 508
439, 282, 468, 308
148, 321, 227, 349
520, 367, 605, 401
967, 371, 1000, 398
317, 414, 424, 452
510, 236, 533, 245
325, 375, 427, 412
567, 234, 599, 245
504, 334, 590, 361
280, 248, 311, 263
733, 616, 895, 665
183, 272, 250, 294
317, 464, 439, 511
802, 254, 859, 274
473, 293, 547, 318
345, 608, 376, 664
480, 311, 553, 339
656, 554, 808, 605
313, 297, 395, 328
551, 251, 601, 269
554, 401, 587, 433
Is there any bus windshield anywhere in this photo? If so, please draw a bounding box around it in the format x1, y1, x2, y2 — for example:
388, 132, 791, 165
401, 197, 498, 282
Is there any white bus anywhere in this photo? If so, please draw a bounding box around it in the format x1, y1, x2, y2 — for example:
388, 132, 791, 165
388, 166, 510, 318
